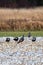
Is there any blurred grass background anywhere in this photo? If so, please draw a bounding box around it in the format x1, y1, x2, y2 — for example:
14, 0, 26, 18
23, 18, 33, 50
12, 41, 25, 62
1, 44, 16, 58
0, 8, 43, 31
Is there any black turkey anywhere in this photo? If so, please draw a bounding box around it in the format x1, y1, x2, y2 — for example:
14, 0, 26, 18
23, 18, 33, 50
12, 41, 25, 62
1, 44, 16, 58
13, 37, 18, 41
28, 32, 31, 37
32, 37, 36, 42
6, 38, 10, 42
18, 35, 24, 43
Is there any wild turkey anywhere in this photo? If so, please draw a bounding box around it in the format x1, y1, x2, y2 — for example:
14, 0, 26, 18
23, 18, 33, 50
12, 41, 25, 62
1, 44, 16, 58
28, 32, 31, 37
6, 38, 10, 42
32, 37, 36, 42
13, 37, 18, 41
18, 35, 24, 43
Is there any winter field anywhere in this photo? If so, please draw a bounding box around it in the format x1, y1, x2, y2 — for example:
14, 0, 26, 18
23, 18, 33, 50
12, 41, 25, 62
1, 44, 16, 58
0, 7, 43, 65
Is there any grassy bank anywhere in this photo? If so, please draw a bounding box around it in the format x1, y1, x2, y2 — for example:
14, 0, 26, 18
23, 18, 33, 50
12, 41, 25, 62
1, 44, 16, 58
0, 31, 43, 37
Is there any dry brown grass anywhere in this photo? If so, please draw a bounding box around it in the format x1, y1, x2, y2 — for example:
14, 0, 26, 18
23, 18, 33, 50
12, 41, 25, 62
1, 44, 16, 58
0, 7, 43, 31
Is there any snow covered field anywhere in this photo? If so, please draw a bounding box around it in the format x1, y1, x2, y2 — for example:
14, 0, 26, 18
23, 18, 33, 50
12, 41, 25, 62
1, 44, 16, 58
0, 37, 43, 65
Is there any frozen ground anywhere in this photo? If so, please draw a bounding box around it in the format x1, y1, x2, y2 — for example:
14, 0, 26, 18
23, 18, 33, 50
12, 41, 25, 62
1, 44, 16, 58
0, 37, 43, 65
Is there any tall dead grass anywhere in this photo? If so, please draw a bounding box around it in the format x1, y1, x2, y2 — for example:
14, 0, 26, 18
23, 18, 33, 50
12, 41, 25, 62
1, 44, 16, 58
0, 19, 43, 31
0, 8, 43, 31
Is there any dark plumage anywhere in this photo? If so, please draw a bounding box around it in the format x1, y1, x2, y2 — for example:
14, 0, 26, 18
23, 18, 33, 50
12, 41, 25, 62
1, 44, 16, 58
32, 37, 36, 42
6, 38, 10, 42
13, 37, 18, 41
18, 35, 24, 43
28, 32, 31, 37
